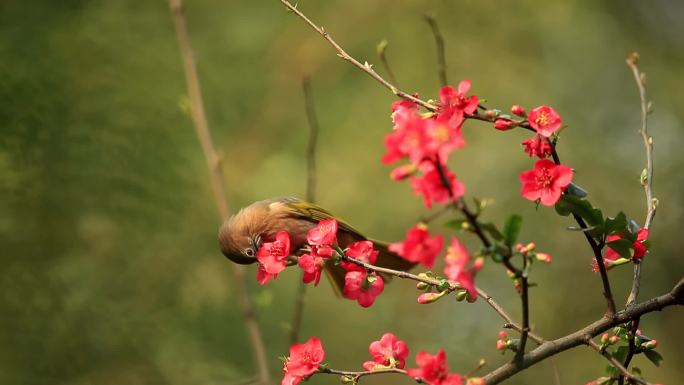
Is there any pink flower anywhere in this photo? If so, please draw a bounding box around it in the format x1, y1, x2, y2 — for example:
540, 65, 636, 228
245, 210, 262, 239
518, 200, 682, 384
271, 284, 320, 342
437, 81, 479, 130
282, 337, 325, 385
343, 270, 384, 307
494, 119, 515, 131
307, 219, 338, 257
362, 333, 409, 370
391, 99, 418, 125
298, 252, 326, 286
407, 350, 463, 385
341, 241, 379, 272
443, 238, 478, 301
521, 135, 553, 159
382, 115, 429, 167
519, 159, 573, 206
390, 163, 417, 181
411, 163, 465, 208
256, 231, 291, 284
528, 106, 562, 138
389, 224, 443, 268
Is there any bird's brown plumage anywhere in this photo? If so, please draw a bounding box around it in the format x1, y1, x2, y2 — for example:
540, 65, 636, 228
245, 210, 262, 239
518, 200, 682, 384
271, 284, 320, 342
218, 197, 416, 293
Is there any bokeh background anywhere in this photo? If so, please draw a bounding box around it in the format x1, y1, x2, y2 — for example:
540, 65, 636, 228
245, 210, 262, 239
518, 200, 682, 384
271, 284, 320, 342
2, 0, 683, 384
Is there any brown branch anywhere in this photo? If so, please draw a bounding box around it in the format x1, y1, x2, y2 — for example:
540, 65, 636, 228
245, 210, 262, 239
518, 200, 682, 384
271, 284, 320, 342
517, 256, 530, 362
476, 288, 544, 345
288, 77, 320, 345
424, 13, 448, 87
169, 1, 271, 383
618, 319, 641, 385
586, 339, 652, 385
482, 278, 684, 384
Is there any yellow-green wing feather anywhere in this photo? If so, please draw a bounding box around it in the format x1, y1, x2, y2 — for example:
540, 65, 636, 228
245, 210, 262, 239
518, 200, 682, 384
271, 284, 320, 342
283, 200, 366, 239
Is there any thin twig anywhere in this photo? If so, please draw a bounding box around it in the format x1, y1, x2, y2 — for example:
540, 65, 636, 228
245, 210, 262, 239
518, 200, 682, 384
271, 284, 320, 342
169, 1, 270, 384
424, 13, 448, 87
625, 52, 655, 308
318, 366, 417, 383
586, 338, 652, 385
376, 40, 398, 86
517, 255, 530, 362
278, 0, 436, 111
477, 288, 544, 344
288, 76, 320, 345
618, 319, 641, 385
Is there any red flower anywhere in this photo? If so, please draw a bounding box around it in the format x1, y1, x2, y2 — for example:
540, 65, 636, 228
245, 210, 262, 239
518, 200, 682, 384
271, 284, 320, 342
341, 241, 379, 272
519, 159, 573, 206
437, 81, 479, 129
298, 252, 327, 286
282, 337, 325, 385
362, 333, 409, 370
307, 219, 338, 256
411, 163, 465, 208
601, 228, 649, 270
256, 231, 291, 284
521, 135, 553, 159
528, 106, 562, 138
382, 115, 429, 167
407, 350, 463, 385
494, 119, 515, 131
391, 99, 418, 125
443, 238, 478, 301
389, 224, 443, 268
343, 270, 384, 307
425, 118, 465, 164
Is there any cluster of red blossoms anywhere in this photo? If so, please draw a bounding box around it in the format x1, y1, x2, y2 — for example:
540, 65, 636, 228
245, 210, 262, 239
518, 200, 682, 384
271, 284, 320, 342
255, 219, 385, 307
382, 81, 475, 208
593, 227, 649, 272
282, 334, 484, 385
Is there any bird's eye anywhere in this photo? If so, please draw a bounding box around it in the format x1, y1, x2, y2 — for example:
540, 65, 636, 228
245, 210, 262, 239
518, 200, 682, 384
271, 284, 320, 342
244, 248, 255, 257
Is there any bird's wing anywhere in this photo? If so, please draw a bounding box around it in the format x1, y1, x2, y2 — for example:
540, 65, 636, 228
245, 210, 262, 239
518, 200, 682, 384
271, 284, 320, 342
283, 199, 366, 240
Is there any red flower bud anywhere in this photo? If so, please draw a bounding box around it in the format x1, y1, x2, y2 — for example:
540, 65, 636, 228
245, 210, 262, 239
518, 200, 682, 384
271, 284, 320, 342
511, 105, 526, 117
536, 253, 552, 264
494, 118, 515, 131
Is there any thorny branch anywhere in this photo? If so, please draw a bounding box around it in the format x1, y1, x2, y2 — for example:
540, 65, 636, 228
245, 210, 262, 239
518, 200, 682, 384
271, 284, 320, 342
169, 1, 270, 384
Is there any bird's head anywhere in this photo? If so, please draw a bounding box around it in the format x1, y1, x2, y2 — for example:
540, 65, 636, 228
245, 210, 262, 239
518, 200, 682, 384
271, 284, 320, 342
218, 209, 264, 265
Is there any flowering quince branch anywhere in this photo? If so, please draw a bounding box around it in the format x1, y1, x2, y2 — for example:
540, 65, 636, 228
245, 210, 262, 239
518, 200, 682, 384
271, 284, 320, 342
271, 1, 682, 384
585, 338, 652, 385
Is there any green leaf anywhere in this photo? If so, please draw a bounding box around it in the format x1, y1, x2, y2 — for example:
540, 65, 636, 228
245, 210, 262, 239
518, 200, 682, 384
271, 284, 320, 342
566, 182, 589, 198
604, 212, 628, 235
632, 367, 642, 375
612, 346, 629, 362
554, 195, 604, 227
643, 350, 663, 367
605, 364, 619, 377
444, 219, 467, 231
607, 238, 633, 259
503, 214, 523, 247
480, 222, 504, 241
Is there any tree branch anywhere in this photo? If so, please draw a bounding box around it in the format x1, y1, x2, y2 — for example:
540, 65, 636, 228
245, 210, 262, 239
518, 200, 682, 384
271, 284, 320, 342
585, 338, 652, 385
318, 366, 415, 383
169, 1, 270, 383
482, 278, 684, 384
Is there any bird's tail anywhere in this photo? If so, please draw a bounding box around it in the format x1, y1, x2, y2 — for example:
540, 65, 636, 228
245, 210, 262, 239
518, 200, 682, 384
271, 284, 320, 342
324, 239, 418, 297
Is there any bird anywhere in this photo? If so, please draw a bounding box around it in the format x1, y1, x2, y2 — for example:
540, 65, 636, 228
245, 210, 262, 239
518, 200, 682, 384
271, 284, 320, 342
218, 197, 416, 293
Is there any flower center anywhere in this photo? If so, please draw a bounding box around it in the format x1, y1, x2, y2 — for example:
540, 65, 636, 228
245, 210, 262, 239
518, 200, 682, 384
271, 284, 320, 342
433, 125, 449, 142
535, 111, 550, 127
271, 242, 285, 256
535, 169, 553, 189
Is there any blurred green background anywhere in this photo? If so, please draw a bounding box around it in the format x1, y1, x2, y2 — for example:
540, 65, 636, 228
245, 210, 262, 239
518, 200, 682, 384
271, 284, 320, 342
1, 0, 683, 384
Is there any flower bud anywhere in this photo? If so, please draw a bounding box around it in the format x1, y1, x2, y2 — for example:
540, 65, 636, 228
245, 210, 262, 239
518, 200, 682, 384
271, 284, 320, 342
390, 164, 417, 181
536, 252, 552, 264
515, 243, 525, 252
455, 290, 468, 302
494, 119, 516, 131
417, 291, 446, 304
496, 340, 507, 350
485, 110, 499, 118
467, 377, 486, 385
416, 281, 429, 290
525, 242, 536, 251
511, 105, 526, 117
600, 333, 610, 344
498, 330, 508, 339
340, 375, 355, 384
609, 335, 620, 344
473, 257, 485, 272
642, 339, 658, 350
